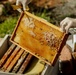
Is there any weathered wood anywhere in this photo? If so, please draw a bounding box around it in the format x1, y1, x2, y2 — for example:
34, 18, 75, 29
17, 54, 33, 74
12, 51, 28, 73
1, 46, 20, 71
0, 44, 16, 68
5, 49, 24, 72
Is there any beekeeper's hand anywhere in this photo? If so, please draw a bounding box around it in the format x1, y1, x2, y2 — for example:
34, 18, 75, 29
16, 0, 31, 13
60, 17, 76, 34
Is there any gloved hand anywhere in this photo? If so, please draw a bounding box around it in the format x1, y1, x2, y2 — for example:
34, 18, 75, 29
16, 0, 31, 13
60, 17, 76, 34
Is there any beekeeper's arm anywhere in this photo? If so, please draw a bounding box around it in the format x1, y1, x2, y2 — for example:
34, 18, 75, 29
16, 0, 31, 13
60, 17, 76, 34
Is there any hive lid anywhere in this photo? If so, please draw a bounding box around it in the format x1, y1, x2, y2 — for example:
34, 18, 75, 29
10, 11, 69, 66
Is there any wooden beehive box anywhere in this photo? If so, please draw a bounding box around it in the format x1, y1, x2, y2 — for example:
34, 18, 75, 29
10, 11, 69, 66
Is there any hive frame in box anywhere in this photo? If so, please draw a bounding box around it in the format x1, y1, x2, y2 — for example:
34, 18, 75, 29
0, 35, 59, 75
10, 11, 69, 66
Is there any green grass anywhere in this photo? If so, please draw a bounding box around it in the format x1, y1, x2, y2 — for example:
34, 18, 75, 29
0, 17, 18, 38
34, 9, 51, 22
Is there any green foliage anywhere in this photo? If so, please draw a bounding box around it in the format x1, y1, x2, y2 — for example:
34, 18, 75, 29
0, 17, 18, 37
29, 4, 58, 25
2, 3, 11, 16
35, 9, 51, 22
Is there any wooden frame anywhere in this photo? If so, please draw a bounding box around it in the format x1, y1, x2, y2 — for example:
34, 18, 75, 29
10, 11, 69, 66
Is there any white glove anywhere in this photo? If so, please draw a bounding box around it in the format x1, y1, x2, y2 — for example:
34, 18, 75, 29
16, 0, 31, 13
60, 17, 76, 34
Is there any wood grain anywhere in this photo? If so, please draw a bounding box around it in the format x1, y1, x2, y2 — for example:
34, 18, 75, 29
17, 54, 33, 74
12, 51, 28, 73
5, 49, 24, 72
0, 44, 16, 68
1, 46, 20, 71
